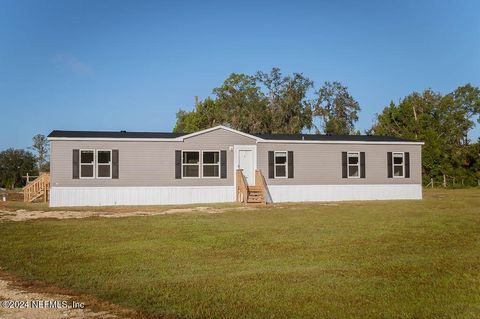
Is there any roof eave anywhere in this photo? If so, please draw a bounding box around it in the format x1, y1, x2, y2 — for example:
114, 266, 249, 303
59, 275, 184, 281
47, 137, 183, 142
257, 139, 424, 145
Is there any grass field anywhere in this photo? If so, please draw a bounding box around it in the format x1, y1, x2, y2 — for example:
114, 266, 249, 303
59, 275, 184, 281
0, 189, 479, 318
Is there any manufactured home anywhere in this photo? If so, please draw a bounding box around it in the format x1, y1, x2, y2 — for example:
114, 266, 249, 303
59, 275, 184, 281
46, 125, 423, 207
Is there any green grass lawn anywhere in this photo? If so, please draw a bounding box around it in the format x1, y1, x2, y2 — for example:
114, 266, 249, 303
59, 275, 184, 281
0, 189, 479, 318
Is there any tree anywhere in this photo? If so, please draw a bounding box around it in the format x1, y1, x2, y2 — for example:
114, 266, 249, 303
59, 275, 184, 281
213, 73, 269, 134
173, 68, 315, 134
173, 97, 223, 133
444, 84, 480, 144
370, 84, 480, 186
256, 68, 314, 134
30, 134, 49, 172
313, 81, 361, 135
0, 149, 37, 189
174, 74, 267, 134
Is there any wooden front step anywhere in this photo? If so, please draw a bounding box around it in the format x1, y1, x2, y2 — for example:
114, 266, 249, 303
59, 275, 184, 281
247, 192, 264, 203
247, 186, 262, 192
236, 169, 268, 205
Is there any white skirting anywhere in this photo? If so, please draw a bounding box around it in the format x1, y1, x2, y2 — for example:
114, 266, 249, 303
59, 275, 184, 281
266, 184, 422, 203
50, 184, 422, 207
50, 186, 236, 207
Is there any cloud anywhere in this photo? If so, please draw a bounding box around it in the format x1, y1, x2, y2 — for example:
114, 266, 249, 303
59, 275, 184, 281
53, 53, 94, 76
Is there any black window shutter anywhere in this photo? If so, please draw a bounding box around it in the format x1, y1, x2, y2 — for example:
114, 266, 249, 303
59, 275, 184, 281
387, 152, 393, 178
360, 152, 366, 178
288, 151, 294, 178
112, 150, 119, 179
175, 150, 181, 179
405, 152, 410, 178
268, 151, 274, 179
220, 150, 227, 179
342, 152, 347, 178
72, 149, 79, 179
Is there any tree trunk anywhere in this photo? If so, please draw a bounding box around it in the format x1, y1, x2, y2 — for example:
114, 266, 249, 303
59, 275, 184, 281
412, 105, 418, 139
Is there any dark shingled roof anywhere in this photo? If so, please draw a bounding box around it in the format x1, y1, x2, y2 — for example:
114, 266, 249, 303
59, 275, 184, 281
48, 130, 187, 139
253, 133, 417, 142
48, 130, 417, 142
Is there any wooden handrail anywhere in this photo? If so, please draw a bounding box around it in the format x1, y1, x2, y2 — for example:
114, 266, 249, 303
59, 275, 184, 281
23, 172, 50, 202
255, 169, 268, 204
236, 169, 249, 203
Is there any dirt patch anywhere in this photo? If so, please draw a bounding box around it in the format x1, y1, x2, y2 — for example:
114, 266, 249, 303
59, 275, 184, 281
0, 276, 122, 319
0, 190, 23, 202
0, 206, 256, 222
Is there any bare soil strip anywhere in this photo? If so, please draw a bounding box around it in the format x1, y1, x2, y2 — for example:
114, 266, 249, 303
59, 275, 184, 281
0, 206, 255, 222
0, 276, 120, 319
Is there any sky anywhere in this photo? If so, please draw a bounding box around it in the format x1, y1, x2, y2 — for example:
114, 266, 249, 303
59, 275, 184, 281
0, 0, 479, 150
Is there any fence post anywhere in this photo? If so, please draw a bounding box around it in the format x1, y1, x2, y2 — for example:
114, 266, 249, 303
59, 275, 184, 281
443, 174, 447, 188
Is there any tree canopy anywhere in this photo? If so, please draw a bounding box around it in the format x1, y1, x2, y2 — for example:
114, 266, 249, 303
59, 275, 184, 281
30, 134, 50, 172
0, 148, 37, 189
313, 81, 361, 135
369, 84, 480, 185
173, 68, 360, 135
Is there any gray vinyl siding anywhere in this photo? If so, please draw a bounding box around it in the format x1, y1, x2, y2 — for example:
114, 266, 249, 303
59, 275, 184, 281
257, 143, 421, 185
51, 127, 422, 188
50, 128, 255, 187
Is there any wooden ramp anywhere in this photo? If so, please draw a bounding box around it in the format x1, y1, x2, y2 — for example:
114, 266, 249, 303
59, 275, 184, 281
236, 169, 268, 205
23, 173, 50, 202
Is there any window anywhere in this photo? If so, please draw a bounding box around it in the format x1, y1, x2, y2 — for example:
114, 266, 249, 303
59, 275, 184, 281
393, 152, 404, 178
97, 150, 112, 179
202, 151, 220, 178
274, 151, 287, 178
80, 150, 95, 178
182, 151, 200, 178
347, 152, 360, 178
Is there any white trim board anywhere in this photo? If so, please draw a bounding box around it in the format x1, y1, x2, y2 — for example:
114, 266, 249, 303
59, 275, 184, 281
267, 184, 422, 202
48, 137, 180, 142
180, 125, 263, 142
233, 145, 257, 186
257, 140, 424, 145
50, 186, 235, 207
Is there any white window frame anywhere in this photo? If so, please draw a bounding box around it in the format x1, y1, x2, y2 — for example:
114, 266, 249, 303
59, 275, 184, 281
181, 150, 200, 178
347, 151, 360, 179
79, 149, 95, 179
274, 151, 288, 179
201, 150, 221, 179
96, 149, 112, 179
392, 152, 405, 178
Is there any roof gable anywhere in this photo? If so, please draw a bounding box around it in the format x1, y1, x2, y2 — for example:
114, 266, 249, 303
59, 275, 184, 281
180, 125, 261, 142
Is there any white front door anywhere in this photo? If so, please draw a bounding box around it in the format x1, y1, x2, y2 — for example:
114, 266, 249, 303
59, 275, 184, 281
234, 145, 256, 186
